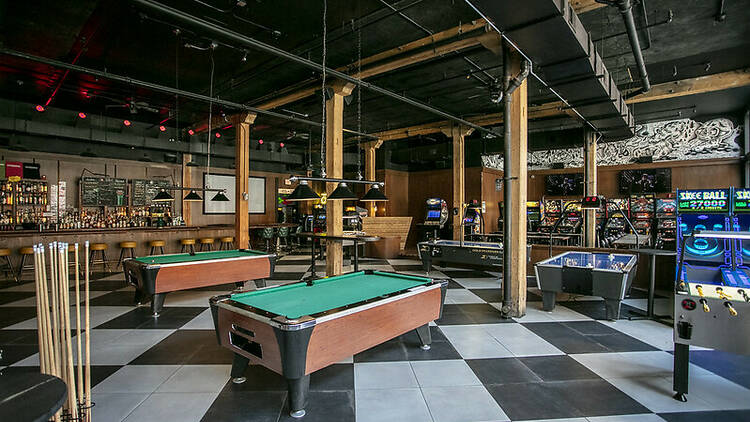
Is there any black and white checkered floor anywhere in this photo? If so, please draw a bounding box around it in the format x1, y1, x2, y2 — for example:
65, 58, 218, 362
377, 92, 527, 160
1, 249, 749, 422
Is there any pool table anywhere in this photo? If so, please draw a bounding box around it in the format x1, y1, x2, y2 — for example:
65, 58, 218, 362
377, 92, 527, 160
210, 270, 448, 418
123, 249, 275, 315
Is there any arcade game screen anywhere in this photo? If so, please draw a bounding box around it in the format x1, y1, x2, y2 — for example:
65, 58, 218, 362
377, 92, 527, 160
545, 174, 583, 196
619, 169, 671, 194
677, 189, 730, 262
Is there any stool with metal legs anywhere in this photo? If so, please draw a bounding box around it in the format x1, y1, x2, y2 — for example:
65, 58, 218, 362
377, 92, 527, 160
199, 237, 215, 251
0, 248, 16, 283
118, 241, 137, 268
90, 243, 109, 273
259, 228, 276, 253
180, 238, 196, 254
149, 240, 166, 255
219, 236, 235, 250
16, 247, 35, 282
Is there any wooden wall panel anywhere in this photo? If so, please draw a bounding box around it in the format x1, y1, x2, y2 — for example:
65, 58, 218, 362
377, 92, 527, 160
378, 169, 409, 217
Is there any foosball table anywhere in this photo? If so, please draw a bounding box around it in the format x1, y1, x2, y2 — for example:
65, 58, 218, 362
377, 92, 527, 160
673, 230, 750, 402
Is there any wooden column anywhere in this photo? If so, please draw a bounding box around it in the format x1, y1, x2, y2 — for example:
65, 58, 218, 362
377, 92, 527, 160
583, 129, 598, 247
507, 50, 528, 317
326, 81, 355, 276
442, 125, 474, 241
363, 139, 383, 217
181, 153, 193, 226
233, 113, 257, 249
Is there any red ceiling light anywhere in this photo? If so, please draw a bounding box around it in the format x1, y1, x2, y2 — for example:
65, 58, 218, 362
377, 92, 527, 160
280, 142, 285, 148
35, 105, 45, 112
159, 125, 167, 132
188, 129, 195, 136
78, 112, 87, 119
221, 124, 233, 130
258, 139, 264, 145
215, 132, 221, 138
123, 120, 131, 127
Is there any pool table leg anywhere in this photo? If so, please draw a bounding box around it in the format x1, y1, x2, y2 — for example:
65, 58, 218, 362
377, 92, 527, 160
541, 291, 556, 311
287, 375, 310, 418
604, 298, 621, 321
231, 353, 250, 384
151, 293, 167, 316
415, 323, 432, 350
254, 279, 266, 288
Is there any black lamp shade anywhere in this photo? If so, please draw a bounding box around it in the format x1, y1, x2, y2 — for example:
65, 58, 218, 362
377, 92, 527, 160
153, 189, 175, 202
361, 184, 388, 201
286, 181, 320, 202
327, 182, 358, 201
183, 190, 203, 201
211, 191, 230, 202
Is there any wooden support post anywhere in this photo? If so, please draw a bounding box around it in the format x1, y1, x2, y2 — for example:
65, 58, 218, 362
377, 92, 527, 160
181, 153, 193, 227
443, 125, 473, 241
507, 49, 529, 317
233, 113, 257, 250
326, 81, 356, 276
363, 140, 383, 217
583, 129, 598, 247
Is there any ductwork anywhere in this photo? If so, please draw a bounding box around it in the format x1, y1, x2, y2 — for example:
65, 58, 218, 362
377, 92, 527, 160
600, 0, 651, 94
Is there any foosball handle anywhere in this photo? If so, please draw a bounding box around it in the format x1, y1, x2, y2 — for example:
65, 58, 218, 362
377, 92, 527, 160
724, 301, 737, 316
738, 289, 750, 303
696, 285, 705, 298
716, 287, 732, 300
700, 298, 710, 313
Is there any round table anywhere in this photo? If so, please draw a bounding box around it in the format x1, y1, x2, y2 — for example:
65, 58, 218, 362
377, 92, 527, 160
0, 372, 67, 422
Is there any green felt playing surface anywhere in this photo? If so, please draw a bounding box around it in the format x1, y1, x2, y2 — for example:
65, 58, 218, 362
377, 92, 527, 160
133, 249, 268, 265
230, 271, 432, 319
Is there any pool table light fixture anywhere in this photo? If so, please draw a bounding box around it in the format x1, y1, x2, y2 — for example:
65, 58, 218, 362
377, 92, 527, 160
152, 189, 175, 202
327, 182, 358, 201
286, 180, 320, 202
183, 190, 203, 201
360, 184, 388, 202
211, 190, 230, 202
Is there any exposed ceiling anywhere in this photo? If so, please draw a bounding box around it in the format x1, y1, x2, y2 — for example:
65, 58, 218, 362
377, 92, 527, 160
0, 0, 748, 168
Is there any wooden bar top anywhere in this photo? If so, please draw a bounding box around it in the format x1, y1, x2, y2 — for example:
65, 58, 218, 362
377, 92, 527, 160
0, 224, 234, 237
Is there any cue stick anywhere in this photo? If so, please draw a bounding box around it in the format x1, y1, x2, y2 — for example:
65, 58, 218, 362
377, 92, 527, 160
84, 240, 91, 421
48, 243, 61, 379
61, 244, 79, 420
32, 246, 46, 374
57, 244, 68, 397
39, 244, 54, 378
74, 243, 83, 403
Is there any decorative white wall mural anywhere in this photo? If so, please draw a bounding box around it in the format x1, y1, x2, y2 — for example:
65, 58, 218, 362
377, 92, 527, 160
481, 117, 742, 171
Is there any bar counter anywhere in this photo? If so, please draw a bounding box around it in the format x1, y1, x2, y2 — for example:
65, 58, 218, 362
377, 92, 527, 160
0, 225, 235, 257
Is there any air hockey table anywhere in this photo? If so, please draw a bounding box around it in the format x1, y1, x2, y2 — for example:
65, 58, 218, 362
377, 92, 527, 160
535, 251, 638, 320
417, 239, 532, 273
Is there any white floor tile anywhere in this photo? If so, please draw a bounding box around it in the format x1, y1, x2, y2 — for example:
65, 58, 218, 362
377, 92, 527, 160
356, 388, 432, 422
122, 392, 219, 422
162, 290, 228, 307
454, 278, 502, 289
410, 359, 482, 387
571, 351, 712, 380
93, 365, 180, 393
1, 290, 108, 307
445, 289, 485, 304
422, 385, 509, 422
354, 361, 418, 389
599, 320, 675, 351
386, 259, 423, 265
3, 306, 134, 330
90, 392, 150, 422
439, 325, 513, 359
605, 376, 715, 413
586, 415, 667, 422
156, 365, 231, 393
509, 302, 592, 323
482, 324, 564, 357
180, 309, 215, 330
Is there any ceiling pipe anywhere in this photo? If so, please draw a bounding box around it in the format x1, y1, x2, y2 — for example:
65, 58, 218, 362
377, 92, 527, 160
598, 0, 651, 94
0, 47, 377, 140
130, 0, 503, 139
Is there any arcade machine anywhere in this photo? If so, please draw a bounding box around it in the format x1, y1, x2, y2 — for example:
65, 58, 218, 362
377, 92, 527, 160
526, 201, 542, 232
553, 201, 582, 244
538, 199, 562, 233
673, 189, 748, 401
463, 199, 483, 237
732, 188, 750, 259
630, 194, 655, 245
497, 202, 503, 234
655, 198, 677, 250
419, 198, 449, 241
601, 198, 629, 247
343, 206, 363, 232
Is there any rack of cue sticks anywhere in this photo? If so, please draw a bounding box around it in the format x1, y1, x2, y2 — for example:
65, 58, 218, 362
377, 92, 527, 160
33, 241, 93, 421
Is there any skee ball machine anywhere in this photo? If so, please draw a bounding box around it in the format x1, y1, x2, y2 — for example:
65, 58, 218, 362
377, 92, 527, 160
673, 188, 750, 402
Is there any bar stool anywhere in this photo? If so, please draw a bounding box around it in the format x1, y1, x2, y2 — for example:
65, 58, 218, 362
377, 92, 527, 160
0, 248, 16, 283
259, 228, 275, 253
89, 243, 109, 273
16, 247, 35, 281
149, 240, 166, 255
199, 237, 215, 251
219, 236, 235, 250
277, 226, 290, 252
118, 241, 137, 267
180, 238, 196, 254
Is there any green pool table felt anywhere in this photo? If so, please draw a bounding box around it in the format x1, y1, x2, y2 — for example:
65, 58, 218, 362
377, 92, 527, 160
229, 271, 432, 319
133, 249, 269, 265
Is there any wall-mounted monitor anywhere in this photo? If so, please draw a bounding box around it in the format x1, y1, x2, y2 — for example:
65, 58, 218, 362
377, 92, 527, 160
618, 168, 671, 194
544, 173, 583, 196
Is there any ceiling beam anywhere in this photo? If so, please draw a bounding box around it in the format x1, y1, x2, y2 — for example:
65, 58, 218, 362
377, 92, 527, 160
570, 0, 607, 14
373, 68, 750, 141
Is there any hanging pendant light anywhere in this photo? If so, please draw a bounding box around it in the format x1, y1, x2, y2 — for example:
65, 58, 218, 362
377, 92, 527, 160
286, 180, 320, 202
153, 189, 175, 202
183, 190, 203, 201
328, 182, 358, 201
211, 190, 230, 202
361, 184, 388, 201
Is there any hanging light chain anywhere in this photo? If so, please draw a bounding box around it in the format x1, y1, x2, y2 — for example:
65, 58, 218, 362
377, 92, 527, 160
320, 0, 327, 178
206, 46, 215, 181
356, 22, 363, 180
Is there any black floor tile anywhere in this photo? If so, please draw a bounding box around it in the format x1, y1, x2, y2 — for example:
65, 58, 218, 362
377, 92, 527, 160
467, 357, 542, 385
310, 364, 354, 391
470, 288, 503, 303
519, 355, 601, 382
353, 338, 409, 362
0, 345, 38, 366
82, 279, 128, 291
563, 320, 617, 335
201, 391, 286, 422
225, 365, 289, 392
659, 410, 750, 422
0, 291, 35, 305
687, 350, 750, 389
269, 272, 305, 280
446, 280, 464, 289
487, 381, 584, 420
0, 307, 37, 329
358, 259, 389, 265
192, 283, 239, 291
354, 326, 459, 362
562, 321, 658, 352
278, 391, 354, 422
390, 264, 426, 272
129, 330, 234, 365
526, 291, 543, 302
0, 329, 39, 345
521, 322, 611, 354
276, 260, 313, 266
553, 379, 650, 417
89, 291, 137, 306
559, 300, 643, 321
441, 270, 496, 279
94, 306, 206, 329
436, 304, 513, 325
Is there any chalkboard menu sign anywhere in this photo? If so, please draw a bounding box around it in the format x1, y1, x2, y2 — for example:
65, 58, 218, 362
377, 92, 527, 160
80, 177, 128, 207
131, 179, 172, 206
